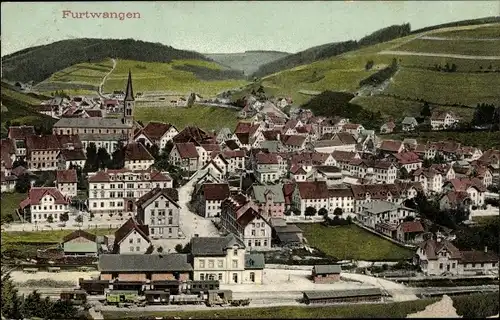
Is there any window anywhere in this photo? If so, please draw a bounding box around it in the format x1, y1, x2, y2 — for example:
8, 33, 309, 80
264, 240, 268, 247
168, 218, 173, 224
129, 238, 133, 244
439, 263, 443, 269
218, 273, 223, 281
130, 246, 134, 252
208, 274, 215, 281
452, 263, 456, 268
218, 260, 223, 268
200, 274, 205, 281
233, 249, 238, 255
199, 260, 205, 268
251, 230, 256, 236
250, 272, 255, 282
169, 228, 172, 234
155, 201, 159, 208
137, 238, 141, 243
232, 260, 238, 268
136, 246, 140, 252
208, 260, 214, 268
248, 240, 252, 247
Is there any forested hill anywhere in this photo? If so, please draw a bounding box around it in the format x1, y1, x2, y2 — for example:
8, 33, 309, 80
252, 23, 411, 78
1, 38, 215, 83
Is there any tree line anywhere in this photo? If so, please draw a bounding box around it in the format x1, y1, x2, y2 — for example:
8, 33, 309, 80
359, 58, 398, 87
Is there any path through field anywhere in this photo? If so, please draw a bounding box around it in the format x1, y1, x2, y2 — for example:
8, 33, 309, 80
98, 58, 117, 98
378, 50, 500, 60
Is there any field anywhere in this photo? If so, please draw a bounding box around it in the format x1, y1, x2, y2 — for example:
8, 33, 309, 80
383, 130, 500, 150
102, 298, 438, 319
42, 59, 114, 86
102, 59, 248, 96
135, 105, 240, 131
384, 68, 500, 106
431, 24, 500, 38
0, 193, 26, 223
395, 38, 500, 57
1, 228, 115, 244
298, 224, 413, 261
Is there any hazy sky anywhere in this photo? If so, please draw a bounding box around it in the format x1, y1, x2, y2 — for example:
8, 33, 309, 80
1, 1, 499, 56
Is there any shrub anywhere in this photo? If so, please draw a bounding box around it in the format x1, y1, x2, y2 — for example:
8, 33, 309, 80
452, 292, 499, 318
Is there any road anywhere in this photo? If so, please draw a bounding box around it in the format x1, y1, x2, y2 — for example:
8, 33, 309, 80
378, 50, 500, 60
98, 58, 117, 98
420, 36, 500, 41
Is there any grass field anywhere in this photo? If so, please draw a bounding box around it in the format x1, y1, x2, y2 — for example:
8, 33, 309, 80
395, 38, 500, 57
102, 59, 248, 96
431, 24, 500, 39
44, 59, 114, 86
135, 105, 240, 131
102, 298, 438, 319
0, 193, 26, 223
1, 87, 44, 105
384, 130, 500, 150
385, 67, 500, 106
351, 96, 422, 120
472, 215, 499, 226
298, 224, 413, 261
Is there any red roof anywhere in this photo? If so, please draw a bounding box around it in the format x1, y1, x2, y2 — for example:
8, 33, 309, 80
380, 140, 403, 153
201, 144, 221, 152
290, 165, 307, 175
236, 207, 262, 227
26, 135, 61, 151
235, 121, 253, 134
113, 218, 150, 250
175, 142, 199, 159
399, 221, 424, 233
124, 142, 154, 161
8, 126, 35, 140
137, 121, 174, 140
203, 183, 230, 201
447, 178, 486, 192
56, 169, 77, 183
331, 150, 359, 162
256, 152, 279, 165
394, 152, 421, 164
26, 187, 69, 205
296, 181, 329, 199
283, 135, 306, 147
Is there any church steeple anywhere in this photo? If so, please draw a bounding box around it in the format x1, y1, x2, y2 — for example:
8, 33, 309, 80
124, 70, 134, 101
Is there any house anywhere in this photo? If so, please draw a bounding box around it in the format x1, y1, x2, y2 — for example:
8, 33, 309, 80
196, 144, 221, 168
254, 152, 282, 183
342, 123, 364, 138
98, 253, 193, 282
57, 149, 86, 169
292, 181, 330, 218
351, 184, 408, 214
173, 126, 216, 145
439, 191, 471, 211
401, 117, 418, 132
477, 149, 500, 176
215, 128, 233, 144
348, 159, 398, 184
290, 165, 307, 182
430, 164, 456, 181
272, 223, 304, 248
134, 122, 178, 150
56, 169, 78, 198
191, 234, 265, 284
220, 193, 272, 250
281, 135, 307, 152
311, 132, 357, 153
393, 152, 422, 173
414, 238, 498, 276
396, 221, 425, 244
87, 168, 172, 215
19, 187, 70, 224
290, 152, 336, 172
379, 140, 405, 154
136, 188, 181, 239
1, 139, 16, 175
25, 135, 62, 171
358, 200, 417, 231
8, 125, 35, 159
312, 265, 342, 283
211, 150, 246, 173
431, 111, 459, 130
443, 178, 486, 207
327, 188, 355, 218
61, 230, 103, 257
307, 166, 343, 187
380, 121, 396, 134
124, 142, 154, 171
112, 218, 151, 254
193, 183, 230, 218
249, 184, 286, 220
169, 142, 199, 172
1, 171, 17, 193
331, 151, 360, 171
412, 167, 443, 194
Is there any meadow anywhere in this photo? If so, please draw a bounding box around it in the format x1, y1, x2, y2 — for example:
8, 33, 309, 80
395, 38, 500, 57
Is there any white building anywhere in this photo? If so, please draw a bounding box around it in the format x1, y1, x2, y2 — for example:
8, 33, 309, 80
20, 187, 70, 224
56, 169, 78, 198
136, 188, 181, 239
112, 218, 151, 254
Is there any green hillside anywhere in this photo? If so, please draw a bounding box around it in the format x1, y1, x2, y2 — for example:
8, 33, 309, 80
205, 51, 290, 75
235, 23, 500, 122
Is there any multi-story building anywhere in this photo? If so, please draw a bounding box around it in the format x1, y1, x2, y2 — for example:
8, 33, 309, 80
136, 188, 181, 239
253, 152, 282, 183
134, 121, 179, 151
112, 218, 152, 254
56, 169, 78, 198
20, 187, 70, 223
169, 142, 199, 172
292, 181, 330, 218
7, 125, 35, 159
430, 111, 459, 130
192, 183, 230, 218
220, 193, 272, 250
413, 167, 443, 194
443, 178, 486, 207
191, 234, 265, 284
357, 200, 417, 231
25, 135, 61, 171
124, 142, 154, 170
87, 168, 172, 215
249, 184, 286, 220
327, 188, 355, 218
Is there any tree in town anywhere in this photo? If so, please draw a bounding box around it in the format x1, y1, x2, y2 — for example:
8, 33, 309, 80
48, 299, 78, 319
12, 158, 28, 169
145, 245, 154, 254
21, 290, 43, 319
399, 167, 410, 180
318, 208, 328, 218
1, 274, 23, 320
157, 246, 164, 253
84, 143, 98, 172
75, 215, 83, 224
15, 173, 31, 193
59, 212, 69, 222
292, 208, 301, 216
47, 215, 54, 223
420, 101, 431, 118
333, 207, 343, 217
450, 63, 457, 72
174, 244, 183, 253
304, 206, 317, 217
96, 147, 111, 170
109, 142, 125, 169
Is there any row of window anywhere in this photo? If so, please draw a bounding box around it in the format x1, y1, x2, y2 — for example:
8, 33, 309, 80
248, 239, 267, 247
92, 201, 124, 208
32, 205, 66, 211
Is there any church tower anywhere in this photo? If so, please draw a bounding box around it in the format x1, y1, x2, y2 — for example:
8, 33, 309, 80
123, 70, 135, 127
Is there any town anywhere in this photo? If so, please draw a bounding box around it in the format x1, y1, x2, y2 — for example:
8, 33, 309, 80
1, 3, 500, 320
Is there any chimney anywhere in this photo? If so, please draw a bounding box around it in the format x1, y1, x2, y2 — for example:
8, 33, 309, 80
484, 246, 488, 253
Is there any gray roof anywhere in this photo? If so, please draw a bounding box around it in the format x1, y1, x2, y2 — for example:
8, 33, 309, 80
245, 253, 265, 269
361, 200, 413, 215
191, 234, 244, 256
252, 184, 285, 203
269, 218, 287, 227
402, 117, 418, 125
314, 264, 342, 275
274, 224, 303, 234
54, 117, 132, 129
303, 288, 382, 300
260, 141, 281, 153
277, 232, 301, 244
98, 254, 193, 272
79, 133, 125, 141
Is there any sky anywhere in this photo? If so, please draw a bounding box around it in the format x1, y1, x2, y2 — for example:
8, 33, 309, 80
1, 1, 499, 56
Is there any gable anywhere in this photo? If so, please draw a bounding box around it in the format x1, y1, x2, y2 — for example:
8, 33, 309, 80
119, 229, 149, 245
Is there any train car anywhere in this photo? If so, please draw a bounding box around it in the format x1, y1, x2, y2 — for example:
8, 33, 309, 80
182, 280, 219, 295
302, 288, 383, 305
78, 278, 110, 295
150, 280, 181, 295
60, 289, 88, 305
111, 280, 145, 294
104, 290, 141, 306
170, 294, 204, 305
144, 290, 170, 305
206, 290, 233, 307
